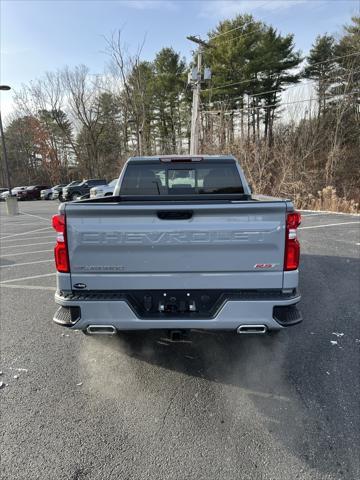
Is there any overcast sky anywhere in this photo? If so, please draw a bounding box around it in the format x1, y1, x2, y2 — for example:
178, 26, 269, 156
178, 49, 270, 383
1, 0, 359, 121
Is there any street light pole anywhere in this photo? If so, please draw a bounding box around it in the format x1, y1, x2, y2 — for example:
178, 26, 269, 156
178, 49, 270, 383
0, 84, 19, 215
0, 110, 11, 193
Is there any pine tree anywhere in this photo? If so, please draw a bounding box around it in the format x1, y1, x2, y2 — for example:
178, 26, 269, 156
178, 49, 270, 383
204, 15, 302, 143
255, 27, 301, 143
153, 48, 187, 153
303, 34, 337, 115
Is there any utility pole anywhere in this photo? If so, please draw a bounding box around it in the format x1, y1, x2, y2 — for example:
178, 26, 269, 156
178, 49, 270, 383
187, 36, 210, 155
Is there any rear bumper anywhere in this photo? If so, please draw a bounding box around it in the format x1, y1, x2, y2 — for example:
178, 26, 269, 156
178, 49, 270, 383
54, 290, 301, 331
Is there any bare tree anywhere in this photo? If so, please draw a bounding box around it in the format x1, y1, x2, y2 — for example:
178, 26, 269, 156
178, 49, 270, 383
14, 72, 76, 176
104, 30, 152, 155
61, 65, 106, 176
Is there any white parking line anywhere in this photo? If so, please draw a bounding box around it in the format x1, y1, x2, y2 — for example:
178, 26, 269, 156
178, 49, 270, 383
0, 284, 56, 291
0, 226, 52, 240
19, 211, 51, 222
299, 221, 360, 230
1, 249, 53, 258
0, 272, 56, 283
0, 222, 43, 227
1, 241, 54, 250
299, 209, 360, 216
1, 235, 55, 244
0, 259, 53, 268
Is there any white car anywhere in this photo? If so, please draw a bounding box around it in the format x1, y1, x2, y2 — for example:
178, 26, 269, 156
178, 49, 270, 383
90, 179, 117, 198
41, 184, 66, 200
0, 186, 27, 200
41, 187, 54, 200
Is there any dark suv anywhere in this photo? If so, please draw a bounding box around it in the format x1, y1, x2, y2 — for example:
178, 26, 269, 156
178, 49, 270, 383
62, 179, 107, 201
57, 181, 81, 202
17, 185, 51, 200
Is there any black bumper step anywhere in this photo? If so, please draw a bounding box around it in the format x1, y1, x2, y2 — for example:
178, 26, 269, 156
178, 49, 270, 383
273, 305, 302, 327
53, 306, 81, 327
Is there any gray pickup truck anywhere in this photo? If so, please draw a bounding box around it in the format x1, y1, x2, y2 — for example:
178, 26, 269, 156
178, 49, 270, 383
52, 155, 302, 336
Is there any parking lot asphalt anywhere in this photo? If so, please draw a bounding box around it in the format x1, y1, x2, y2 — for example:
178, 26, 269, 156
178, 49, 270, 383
0, 201, 359, 480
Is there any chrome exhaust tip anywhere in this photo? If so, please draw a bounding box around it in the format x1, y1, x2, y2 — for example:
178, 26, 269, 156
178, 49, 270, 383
237, 325, 267, 334
86, 325, 117, 335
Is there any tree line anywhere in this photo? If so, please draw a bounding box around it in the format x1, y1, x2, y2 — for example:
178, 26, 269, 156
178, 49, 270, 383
1, 14, 359, 211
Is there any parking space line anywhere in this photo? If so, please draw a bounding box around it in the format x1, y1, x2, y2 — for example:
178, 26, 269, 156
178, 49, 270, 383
299, 221, 360, 230
299, 209, 360, 216
0, 284, 56, 291
301, 213, 324, 217
1, 241, 54, 250
0, 222, 43, 227
1, 235, 55, 244
0, 273, 56, 283
19, 211, 51, 222
1, 249, 53, 258
0, 259, 53, 268
0, 226, 52, 239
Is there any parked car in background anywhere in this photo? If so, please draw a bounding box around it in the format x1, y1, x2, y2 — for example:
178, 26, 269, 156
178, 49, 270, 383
57, 181, 81, 202
0, 186, 27, 200
41, 184, 67, 200
17, 185, 51, 200
62, 179, 107, 201
0, 188, 8, 195
51, 185, 66, 200
90, 179, 118, 198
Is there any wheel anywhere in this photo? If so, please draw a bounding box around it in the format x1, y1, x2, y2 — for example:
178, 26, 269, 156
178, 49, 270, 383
70, 192, 82, 201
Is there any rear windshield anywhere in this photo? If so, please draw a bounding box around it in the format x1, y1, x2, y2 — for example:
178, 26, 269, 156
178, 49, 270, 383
120, 162, 243, 195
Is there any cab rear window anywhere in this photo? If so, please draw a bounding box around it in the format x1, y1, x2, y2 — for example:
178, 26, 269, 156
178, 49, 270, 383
120, 162, 243, 195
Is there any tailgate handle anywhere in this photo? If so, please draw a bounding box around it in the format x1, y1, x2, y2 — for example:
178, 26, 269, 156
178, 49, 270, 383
157, 210, 193, 220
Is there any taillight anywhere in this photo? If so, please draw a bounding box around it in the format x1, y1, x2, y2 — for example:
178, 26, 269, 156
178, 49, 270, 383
52, 214, 70, 273
284, 211, 301, 271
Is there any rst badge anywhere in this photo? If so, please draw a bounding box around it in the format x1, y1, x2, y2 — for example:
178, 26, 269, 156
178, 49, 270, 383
254, 263, 278, 269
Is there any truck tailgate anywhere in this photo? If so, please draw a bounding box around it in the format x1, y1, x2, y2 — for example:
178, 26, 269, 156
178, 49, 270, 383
65, 201, 286, 290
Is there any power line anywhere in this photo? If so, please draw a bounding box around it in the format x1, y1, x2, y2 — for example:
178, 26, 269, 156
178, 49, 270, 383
206, 78, 306, 99
209, 28, 260, 46
201, 90, 358, 115
303, 50, 360, 68
209, 26, 250, 42
206, 67, 360, 105
247, 69, 360, 99
210, 32, 359, 69
202, 52, 360, 94
203, 78, 254, 92
202, 98, 317, 114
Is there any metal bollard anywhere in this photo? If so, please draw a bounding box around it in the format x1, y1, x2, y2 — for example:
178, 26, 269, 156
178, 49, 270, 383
6, 196, 19, 215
